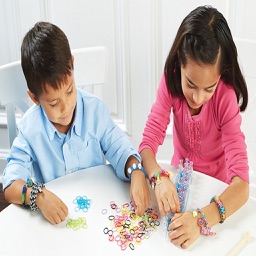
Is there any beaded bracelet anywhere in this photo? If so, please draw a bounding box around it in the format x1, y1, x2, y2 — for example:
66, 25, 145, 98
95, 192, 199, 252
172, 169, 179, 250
149, 169, 173, 190
210, 195, 226, 224
21, 184, 30, 209
27, 179, 45, 211
193, 208, 216, 236
127, 163, 147, 179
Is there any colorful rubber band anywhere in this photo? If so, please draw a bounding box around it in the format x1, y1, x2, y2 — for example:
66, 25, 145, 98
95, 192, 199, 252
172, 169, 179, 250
210, 195, 226, 224
194, 208, 216, 236
149, 169, 173, 190
21, 184, 30, 209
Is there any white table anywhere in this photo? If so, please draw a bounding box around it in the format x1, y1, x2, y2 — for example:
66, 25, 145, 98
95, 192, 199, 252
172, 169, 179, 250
0, 164, 255, 256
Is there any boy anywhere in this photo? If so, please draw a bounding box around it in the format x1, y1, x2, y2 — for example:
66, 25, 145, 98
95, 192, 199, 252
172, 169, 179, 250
2, 22, 150, 224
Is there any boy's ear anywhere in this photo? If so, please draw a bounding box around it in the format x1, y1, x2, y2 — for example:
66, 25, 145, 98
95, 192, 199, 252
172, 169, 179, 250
27, 89, 40, 105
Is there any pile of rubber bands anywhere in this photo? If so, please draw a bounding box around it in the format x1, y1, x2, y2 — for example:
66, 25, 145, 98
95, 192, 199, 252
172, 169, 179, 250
102, 201, 160, 251
66, 195, 92, 231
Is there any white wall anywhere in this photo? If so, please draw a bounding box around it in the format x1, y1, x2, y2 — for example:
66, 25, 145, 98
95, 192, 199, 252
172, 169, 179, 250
0, 0, 255, 174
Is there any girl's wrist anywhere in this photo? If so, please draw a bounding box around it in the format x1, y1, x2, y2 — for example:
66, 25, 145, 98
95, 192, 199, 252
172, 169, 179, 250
149, 169, 173, 190
193, 208, 216, 236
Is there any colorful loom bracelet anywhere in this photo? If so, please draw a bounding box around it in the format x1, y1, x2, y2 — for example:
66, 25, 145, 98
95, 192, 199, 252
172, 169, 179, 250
27, 178, 45, 211
193, 208, 216, 236
149, 169, 173, 190
210, 195, 226, 224
127, 163, 147, 178
21, 184, 30, 209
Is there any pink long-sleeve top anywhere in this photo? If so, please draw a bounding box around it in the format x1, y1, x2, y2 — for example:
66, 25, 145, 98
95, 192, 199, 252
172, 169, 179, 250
139, 74, 249, 184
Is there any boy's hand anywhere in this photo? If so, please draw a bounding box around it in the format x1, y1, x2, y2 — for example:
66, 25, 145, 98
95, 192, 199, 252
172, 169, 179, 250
36, 188, 68, 224
154, 177, 180, 216
130, 171, 151, 216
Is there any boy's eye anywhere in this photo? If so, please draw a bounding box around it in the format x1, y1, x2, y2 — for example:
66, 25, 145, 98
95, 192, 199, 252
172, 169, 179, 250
50, 101, 58, 107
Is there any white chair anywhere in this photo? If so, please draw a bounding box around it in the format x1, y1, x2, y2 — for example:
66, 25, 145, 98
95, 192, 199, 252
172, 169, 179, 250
0, 61, 29, 148
0, 46, 109, 149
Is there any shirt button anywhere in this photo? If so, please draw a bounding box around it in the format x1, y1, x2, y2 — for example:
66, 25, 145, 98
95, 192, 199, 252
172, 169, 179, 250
64, 144, 69, 149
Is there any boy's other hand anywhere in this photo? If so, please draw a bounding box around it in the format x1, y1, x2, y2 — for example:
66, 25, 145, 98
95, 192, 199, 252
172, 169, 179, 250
130, 171, 151, 216
36, 188, 68, 224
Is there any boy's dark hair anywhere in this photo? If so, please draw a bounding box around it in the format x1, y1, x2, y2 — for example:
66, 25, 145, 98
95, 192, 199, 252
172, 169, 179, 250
21, 21, 73, 99
164, 5, 248, 111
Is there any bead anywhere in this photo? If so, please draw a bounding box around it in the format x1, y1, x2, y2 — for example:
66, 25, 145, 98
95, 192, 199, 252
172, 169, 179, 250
192, 210, 198, 218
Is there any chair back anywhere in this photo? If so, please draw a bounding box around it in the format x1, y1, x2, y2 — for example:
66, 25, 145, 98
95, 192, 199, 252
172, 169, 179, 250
0, 61, 29, 147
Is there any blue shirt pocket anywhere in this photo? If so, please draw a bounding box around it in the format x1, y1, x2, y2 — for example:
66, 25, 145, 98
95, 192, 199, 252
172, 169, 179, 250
77, 138, 105, 169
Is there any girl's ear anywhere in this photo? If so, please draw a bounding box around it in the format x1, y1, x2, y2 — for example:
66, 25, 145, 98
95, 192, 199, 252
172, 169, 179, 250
27, 89, 40, 105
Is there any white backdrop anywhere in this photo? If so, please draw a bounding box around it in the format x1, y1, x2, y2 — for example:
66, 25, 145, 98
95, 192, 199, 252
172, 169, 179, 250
0, 0, 255, 173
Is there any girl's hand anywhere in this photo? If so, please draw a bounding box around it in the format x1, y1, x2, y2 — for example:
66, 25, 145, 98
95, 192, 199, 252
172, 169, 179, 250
154, 177, 180, 216
36, 188, 69, 224
168, 211, 200, 249
130, 171, 151, 216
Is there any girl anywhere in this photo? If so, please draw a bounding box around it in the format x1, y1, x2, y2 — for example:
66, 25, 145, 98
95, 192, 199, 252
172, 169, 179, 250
139, 5, 249, 249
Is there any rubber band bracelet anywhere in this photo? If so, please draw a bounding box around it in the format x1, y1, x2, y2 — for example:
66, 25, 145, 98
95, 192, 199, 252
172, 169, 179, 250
210, 195, 226, 224
149, 169, 173, 190
21, 184, 30, 209
193, 208, 216, 236
127, 163, 147, 179
27, 179, 45, 211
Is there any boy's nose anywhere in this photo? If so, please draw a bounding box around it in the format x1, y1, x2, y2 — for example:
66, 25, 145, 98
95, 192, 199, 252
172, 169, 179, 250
61, 100, 70, 113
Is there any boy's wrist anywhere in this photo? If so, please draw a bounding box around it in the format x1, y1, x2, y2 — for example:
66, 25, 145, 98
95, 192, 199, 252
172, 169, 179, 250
24, 179, 45, 211
25, 187, 32, 206
127, 163, 147, 179
125, 155, 140, 177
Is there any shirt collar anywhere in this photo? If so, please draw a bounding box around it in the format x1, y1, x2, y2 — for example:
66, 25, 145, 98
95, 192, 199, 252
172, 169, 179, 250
72, 89, 82, 137
41, 107, 60, 140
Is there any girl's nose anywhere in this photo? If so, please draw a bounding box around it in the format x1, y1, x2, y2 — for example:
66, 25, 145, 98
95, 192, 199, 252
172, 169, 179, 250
192, 92, 204, 105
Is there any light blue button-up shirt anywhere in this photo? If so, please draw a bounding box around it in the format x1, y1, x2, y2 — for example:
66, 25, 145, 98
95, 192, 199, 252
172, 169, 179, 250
2, 88, 140, 190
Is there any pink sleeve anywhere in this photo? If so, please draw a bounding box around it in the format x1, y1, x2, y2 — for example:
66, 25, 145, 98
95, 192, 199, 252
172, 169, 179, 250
215, 83, 249, 183
138, 74, 173, 155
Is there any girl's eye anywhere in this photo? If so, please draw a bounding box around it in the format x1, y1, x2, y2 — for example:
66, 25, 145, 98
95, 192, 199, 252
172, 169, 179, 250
206, 88, 214, 93
187, 83, 194, 89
